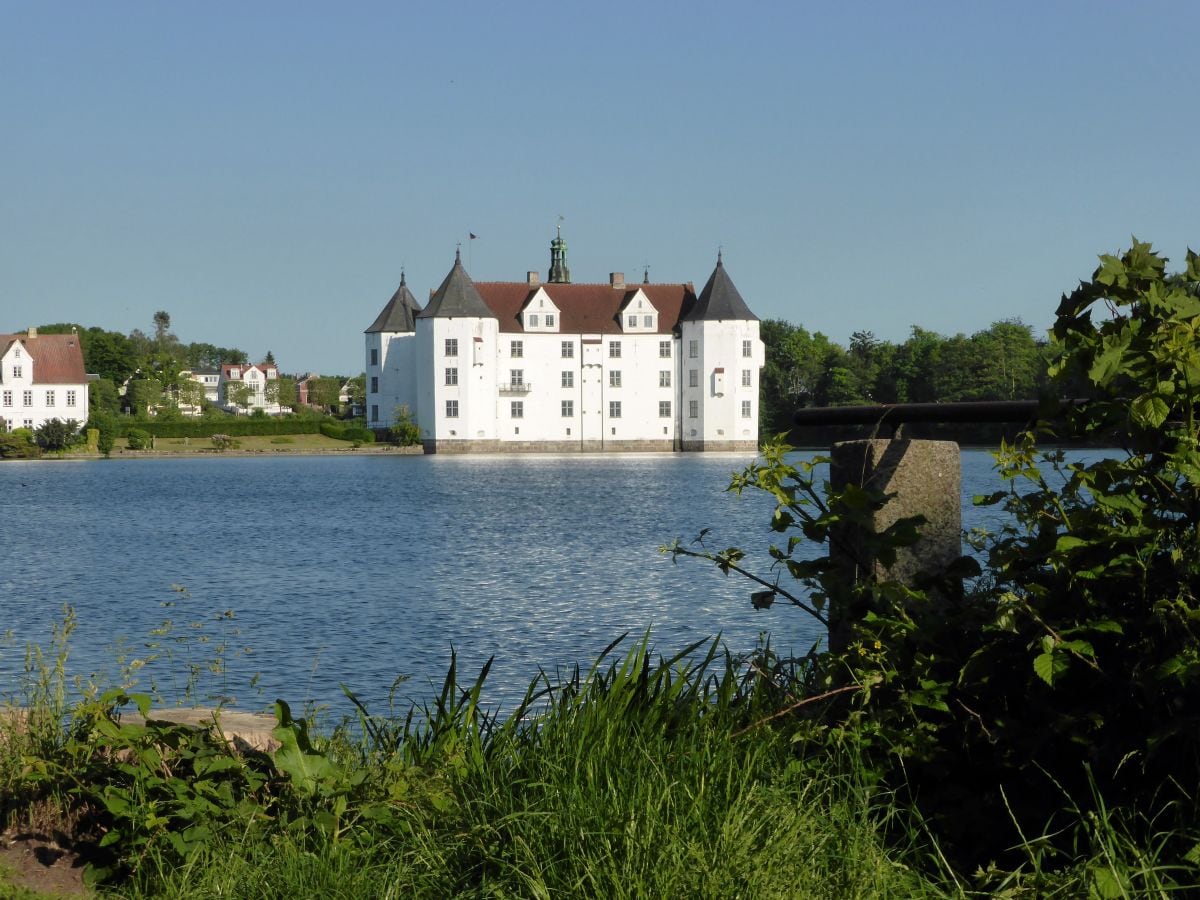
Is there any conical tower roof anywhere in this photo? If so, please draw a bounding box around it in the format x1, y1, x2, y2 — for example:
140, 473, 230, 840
681, 253, 757, 322
417, 249, 496, 319
364, 271, 423, 333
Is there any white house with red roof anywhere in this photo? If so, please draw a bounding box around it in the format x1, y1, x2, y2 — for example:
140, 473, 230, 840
0, 328, 89, 433
218, 361, 285, 415
364, 233, 764, 452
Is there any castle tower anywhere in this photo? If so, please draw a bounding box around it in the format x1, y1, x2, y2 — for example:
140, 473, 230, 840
365, 269, 423, 428
678, 252, 763, 451
414, 248, 500, 452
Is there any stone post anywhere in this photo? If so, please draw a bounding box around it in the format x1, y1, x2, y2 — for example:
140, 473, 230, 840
828, 439, 961, 652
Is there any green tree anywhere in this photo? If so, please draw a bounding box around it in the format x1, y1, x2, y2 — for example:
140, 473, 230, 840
265, 376, 295, 410
225, 382, 255, 414
89, 378, 121, 416
126, 379, 163, 417
307, 377, 343, 412
153, 310, 171, 343
389, 405, 421, 445
345, 375, 366, 416
967, 318, 1046, 400
34, 418, 80, 451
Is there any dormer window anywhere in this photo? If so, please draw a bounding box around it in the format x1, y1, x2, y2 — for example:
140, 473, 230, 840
627, 315, 637, 327
230, 368, 240, 378
546, 314, 555, 327
13, 348, 20, 359
529, 314, 539, 328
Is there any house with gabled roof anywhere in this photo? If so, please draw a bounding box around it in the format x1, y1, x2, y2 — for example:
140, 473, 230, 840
0, 328, 89, 433
218, 361, 286, 415
364, 232, 764, 452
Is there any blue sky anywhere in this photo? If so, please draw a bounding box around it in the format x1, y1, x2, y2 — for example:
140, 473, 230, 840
2, 1, 1197, 375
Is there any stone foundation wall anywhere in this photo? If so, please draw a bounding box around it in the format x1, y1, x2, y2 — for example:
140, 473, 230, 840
679, 439, 760, 452
423, 438, 677, 454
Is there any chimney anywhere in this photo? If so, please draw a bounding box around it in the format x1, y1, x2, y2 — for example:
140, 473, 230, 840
527, 271, 540, 286
27, 327, 37, 339
610, 272, 625, 289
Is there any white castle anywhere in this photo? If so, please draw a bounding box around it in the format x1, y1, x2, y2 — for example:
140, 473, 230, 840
364, 233, 763, 452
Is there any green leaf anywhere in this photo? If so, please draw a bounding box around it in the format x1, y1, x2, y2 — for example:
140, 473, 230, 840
1055, 535, 1090, 552
1088, 343, 1127, 385
1130, 393, 1170, 428
973, 491, 1007, 506
750, 589, 776, 610
1033, 650, 1068, 686
1089, 864, 1126, 898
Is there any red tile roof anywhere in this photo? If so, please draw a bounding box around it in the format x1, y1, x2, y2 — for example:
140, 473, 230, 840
220, 363, 275, 381
0, 333, 87, 384
473, 282, 697, 334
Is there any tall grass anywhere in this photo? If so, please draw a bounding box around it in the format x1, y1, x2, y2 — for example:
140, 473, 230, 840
2, 623, 1196, 897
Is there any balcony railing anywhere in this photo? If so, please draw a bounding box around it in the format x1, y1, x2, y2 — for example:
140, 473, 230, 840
499, 381, 532, 394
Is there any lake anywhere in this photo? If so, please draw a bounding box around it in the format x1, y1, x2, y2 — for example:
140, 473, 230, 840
0, 448, 1091, 716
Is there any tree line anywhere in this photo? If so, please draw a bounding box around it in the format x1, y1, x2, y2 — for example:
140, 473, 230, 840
758, 318, 1055, 436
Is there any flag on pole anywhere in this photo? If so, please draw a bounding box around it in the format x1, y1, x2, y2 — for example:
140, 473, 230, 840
469, 233, 477, 239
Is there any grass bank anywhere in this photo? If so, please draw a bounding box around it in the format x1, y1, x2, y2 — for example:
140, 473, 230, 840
2, 625, 1193, 897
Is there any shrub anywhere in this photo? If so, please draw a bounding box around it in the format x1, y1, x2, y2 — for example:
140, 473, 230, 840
320, 422, 375, 443
672, 241, 1200, 874
210, 434, 238, 452
0, 433, 40, 459
126, 428, 153, 450
389, 405, 421, 446
34, 418, 80, 451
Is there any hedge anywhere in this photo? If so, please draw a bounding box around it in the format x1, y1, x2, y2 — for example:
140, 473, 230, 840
112, 419, 324, 439
319, 422, 376, 443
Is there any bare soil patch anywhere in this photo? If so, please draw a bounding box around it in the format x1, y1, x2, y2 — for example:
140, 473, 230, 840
0, 830, 90, 897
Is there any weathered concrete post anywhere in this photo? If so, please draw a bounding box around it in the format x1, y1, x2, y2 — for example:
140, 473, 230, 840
828, 439, 961, 652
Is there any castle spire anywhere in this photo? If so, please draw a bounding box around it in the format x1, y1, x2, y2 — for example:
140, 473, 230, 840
548, 222, 571, 283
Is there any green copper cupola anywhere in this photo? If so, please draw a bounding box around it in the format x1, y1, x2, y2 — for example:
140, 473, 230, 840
548, 225, 571, 283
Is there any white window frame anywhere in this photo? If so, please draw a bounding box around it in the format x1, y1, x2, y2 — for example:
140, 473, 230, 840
511, 400, 524, 418
561, 399, 573, 417
445, 367, 458, 386
445, 338, 458, 357
561, 341, 574, 358
511, 340, 523, 358
445, 399, 459, 418
561, 371, 574, 388
659, 340, 671, 358
609, 370, 622, 388
609, 341, 621, 358
609, 400, 622, 419
659, 400, 671, 418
